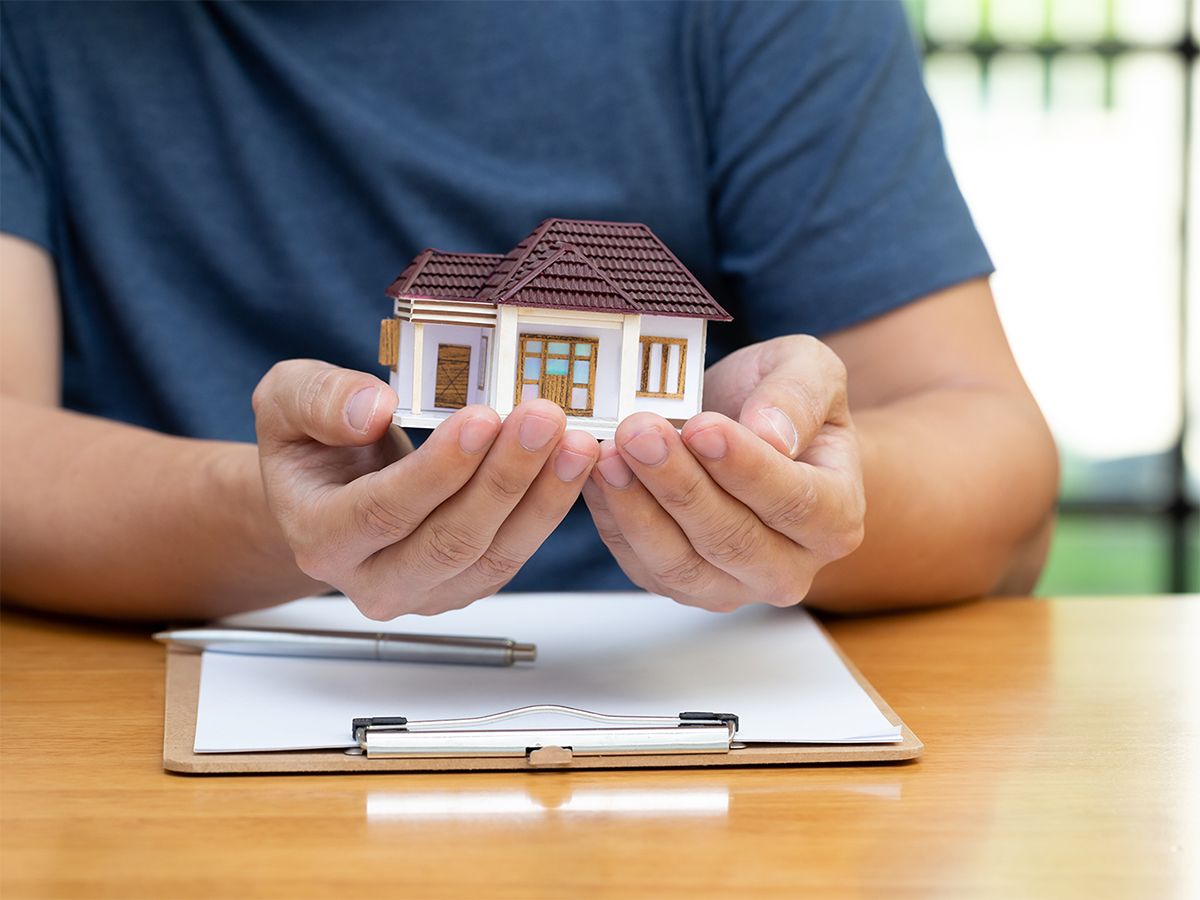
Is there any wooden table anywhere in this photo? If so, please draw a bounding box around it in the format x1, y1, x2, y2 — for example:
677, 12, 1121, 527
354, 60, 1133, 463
2, 597, 1197, 899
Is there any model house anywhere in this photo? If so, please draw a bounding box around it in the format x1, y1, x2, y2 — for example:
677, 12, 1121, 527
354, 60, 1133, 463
377, 218, 731, 438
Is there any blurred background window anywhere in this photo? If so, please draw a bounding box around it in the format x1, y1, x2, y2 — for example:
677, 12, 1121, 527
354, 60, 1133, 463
903, 0, 1199, 592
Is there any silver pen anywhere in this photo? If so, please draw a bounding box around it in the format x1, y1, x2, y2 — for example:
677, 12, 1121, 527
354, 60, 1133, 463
153, 627, 537, 666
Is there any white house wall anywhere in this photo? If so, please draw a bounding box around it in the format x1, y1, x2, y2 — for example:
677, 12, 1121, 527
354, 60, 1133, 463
415, 323, 491, 413
392, 319, 415, 410
633, 315, 707, 420
512, 309, 626, 421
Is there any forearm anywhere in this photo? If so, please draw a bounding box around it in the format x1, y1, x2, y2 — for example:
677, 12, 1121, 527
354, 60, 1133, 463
805, 387, 1058, 613
0, 398, 322, 619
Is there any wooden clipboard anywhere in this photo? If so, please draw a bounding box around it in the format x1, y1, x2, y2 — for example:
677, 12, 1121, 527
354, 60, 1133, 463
162, 620, 922, 774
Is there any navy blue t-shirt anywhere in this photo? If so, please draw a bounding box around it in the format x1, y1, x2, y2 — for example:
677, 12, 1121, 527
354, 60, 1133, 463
1, 1, 991, 591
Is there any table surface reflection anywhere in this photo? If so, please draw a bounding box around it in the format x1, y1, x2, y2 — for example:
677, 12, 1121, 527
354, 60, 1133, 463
2, 596, 1197, 899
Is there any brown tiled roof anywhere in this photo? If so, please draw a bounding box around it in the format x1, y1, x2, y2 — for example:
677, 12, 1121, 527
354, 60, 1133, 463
385, 250, 505, 302
387, 220, 731, 321
480, 219, 731, 321
492, 244, 641, 314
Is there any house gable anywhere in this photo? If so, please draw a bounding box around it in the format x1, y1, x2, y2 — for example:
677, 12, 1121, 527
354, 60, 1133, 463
495, 244, 640, 315
477, 219, 732, 321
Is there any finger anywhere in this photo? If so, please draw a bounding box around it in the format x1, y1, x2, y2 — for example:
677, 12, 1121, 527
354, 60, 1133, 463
282, 405, 502, 581
417, 430, 600, 612
578, 475, 662, 595
252, 359, 397, 450
682, 412, 865, 561
613, 414, 807, 604
363, 399, 566, 589
581, 470, 662, 594
733, 336, 849, 461
588, 439, 744, 612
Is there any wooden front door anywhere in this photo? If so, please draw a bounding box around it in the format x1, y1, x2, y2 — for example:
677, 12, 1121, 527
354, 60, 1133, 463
515, 335, 598, 416
434, 344, 470, 409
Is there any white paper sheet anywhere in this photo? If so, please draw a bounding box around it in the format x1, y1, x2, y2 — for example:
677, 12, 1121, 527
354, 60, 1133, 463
194, 591, 902, 752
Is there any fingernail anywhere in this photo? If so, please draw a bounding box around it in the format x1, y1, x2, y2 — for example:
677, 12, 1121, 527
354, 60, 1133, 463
596, 452, 634, 489
622, 427, 668, 466
459, 416, 497, 454
554, 448, 592, 482
519, 414, 560, 451
687, 426, 728, 460
347, 387, 381, 433
760, 407, 799, 456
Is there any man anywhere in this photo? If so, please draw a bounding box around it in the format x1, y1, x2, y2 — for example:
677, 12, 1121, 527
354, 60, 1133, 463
0, 2, 1058, 619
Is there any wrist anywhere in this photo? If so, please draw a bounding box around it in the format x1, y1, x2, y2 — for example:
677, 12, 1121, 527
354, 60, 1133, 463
201, 441, 326, 602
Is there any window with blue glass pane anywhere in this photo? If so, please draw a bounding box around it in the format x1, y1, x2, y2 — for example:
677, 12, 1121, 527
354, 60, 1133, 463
548, 342, 570, 355
524, 341, 541, 353
547, 358, 569, 376
573, 360, 590, 383
523, 358, 540, 379
575, 343, 592, 357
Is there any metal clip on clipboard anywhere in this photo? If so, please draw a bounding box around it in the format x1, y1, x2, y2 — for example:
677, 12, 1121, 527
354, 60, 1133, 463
351, 705, 740, 767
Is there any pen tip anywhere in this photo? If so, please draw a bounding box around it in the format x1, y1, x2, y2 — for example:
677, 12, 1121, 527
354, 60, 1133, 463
512, 643, 537, 663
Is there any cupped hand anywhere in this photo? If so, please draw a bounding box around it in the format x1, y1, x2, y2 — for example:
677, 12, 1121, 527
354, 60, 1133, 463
253, 360, 598, 619
582, 335, 865, 611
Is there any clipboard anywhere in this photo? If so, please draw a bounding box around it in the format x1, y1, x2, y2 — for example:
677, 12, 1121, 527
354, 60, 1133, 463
162, 618, 922, 774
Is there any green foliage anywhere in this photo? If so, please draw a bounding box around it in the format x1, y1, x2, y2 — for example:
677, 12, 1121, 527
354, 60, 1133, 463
1038, 516, 1169, 595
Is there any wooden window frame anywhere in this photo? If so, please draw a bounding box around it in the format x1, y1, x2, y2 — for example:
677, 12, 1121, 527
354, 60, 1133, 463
515, 333, 598, 416
637, 336, 687, 399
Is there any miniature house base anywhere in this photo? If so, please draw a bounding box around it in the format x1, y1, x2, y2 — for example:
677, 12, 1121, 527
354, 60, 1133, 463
378, 220, 730, 440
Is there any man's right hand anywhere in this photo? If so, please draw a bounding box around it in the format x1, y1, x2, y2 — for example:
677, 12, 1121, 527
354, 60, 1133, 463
252, 360, 598, 620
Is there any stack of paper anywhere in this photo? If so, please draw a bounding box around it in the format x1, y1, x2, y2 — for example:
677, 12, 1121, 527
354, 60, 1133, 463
194, 591, 902, 753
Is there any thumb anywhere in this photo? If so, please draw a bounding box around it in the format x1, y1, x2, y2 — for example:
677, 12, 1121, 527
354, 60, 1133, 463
735, 337, 848, 459
252, 359, 398, 449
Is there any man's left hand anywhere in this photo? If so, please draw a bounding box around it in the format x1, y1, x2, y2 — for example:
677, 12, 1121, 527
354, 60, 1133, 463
582, 335, 865, 611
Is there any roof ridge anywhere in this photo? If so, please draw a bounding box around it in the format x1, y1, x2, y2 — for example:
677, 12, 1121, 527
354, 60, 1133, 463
496, 243, 639, 310
389, 248, 434, 296
426, 250, 507, 259
477, 218, 559, 301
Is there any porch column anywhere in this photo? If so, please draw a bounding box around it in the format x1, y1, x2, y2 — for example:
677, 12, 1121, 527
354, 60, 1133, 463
410, 322, 424, 415
617, 314, 642, 421
493, 307, 518, 416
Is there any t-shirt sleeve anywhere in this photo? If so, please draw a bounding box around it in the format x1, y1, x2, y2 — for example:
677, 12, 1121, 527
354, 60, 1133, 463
1, 10, 57, 256
703, 0, 992, 338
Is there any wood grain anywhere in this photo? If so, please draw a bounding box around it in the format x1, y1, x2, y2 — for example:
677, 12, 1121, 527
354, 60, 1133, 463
432, 344, 470, 410
2, 597, 1197, 899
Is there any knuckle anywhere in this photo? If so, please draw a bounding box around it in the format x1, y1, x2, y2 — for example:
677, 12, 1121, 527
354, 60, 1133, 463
654, 551, 712, 594
420, 518, 485, 573
291, 549, 331, 584
480, 466, 532, 507
766, 479, 822, 533
471, 542, 526, 585
704, 595, 742, 613
595, 522, 635, 555
300, 366, 339, 427
763, 566, 820, 609
354, 475, 417, 542
282, 518, 330, 580
821, 521, 865, 561
351, 590, 401, 622
763, 569, 814, 607
703, 515, 765, 570
655, 472, 708, 516
789, 383, 827, 438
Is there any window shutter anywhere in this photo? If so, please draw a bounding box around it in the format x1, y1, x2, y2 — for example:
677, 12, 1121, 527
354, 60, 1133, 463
378, 318, 400, 369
